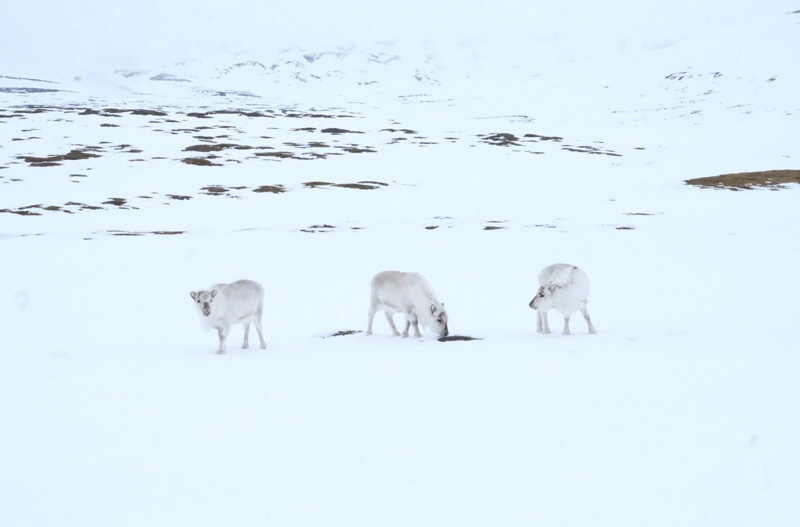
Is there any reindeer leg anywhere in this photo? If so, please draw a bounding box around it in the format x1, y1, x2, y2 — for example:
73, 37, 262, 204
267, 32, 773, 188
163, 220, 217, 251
242, 322, 250, 349
366, 305, 376, 336
582, 306, 596, 334
385, 312, 401, 337
254, 317, 266, 348
216, 326, 228, 354
411, 318, 422, 338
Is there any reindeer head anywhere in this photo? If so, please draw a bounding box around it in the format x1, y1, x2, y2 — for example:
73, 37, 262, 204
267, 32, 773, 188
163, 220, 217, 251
529, 285, 556, 310
190, 289, 217, 317
430, 303, 449, 337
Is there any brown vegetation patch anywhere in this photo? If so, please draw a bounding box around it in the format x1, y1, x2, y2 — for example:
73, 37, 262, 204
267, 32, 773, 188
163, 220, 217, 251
254, 151, 296, 159
304, 181, 386, 190
182, 157, 222, 166
0, 208, 42, 216
108, 231, 144, 237
167, 194, 192, 200
438, 335, 482, 342
381, 128, 418, 134
324, 330, 362, 338
524, 133, 563, 142
333, 182, 382, 190
130, 109, 169, 116
284, 141, 330, 149
200, 186, 229, 195
66, 202, 103, 211
300, 224, 337, 233
0, 200, 113, 215
484, 220, 507, 230
339, 146, 376, 154
480, 132, 520, 146
18, 148, 102, 165
321, 128, 364, 135
562, 145, 622, 157
184, 143, 242, 152
685, 169, 800, 190
102, 198, 128, 207
207, 110, 273, 118
253, 185, 286, 194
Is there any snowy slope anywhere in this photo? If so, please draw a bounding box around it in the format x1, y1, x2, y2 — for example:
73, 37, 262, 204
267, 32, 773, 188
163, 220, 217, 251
1, 2, 799, 527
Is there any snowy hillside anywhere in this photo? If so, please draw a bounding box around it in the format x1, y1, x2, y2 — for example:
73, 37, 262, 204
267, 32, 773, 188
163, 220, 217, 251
2, 2, 799, 526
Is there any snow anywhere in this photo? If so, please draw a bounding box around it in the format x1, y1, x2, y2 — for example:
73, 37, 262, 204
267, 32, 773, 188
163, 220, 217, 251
2, 1, 800, 526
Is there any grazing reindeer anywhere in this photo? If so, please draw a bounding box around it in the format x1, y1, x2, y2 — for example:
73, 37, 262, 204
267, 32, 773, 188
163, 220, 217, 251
367, 271, 449, 338
529, 263, 596, 335
190, 279, 266, 354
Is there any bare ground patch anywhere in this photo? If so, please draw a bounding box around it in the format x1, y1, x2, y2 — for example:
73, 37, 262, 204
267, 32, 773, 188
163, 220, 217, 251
323, 330, 363, 338
439, 335, 482, 342
303, 181, 388, 190
17, 147, 102, 166
685, 170, 800, 190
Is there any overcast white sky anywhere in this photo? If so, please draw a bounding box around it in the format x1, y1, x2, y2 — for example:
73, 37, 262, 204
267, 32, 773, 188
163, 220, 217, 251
1, 1, 795, 75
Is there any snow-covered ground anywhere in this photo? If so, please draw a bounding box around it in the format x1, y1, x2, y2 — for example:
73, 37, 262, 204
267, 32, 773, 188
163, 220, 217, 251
2, 2, 799, 526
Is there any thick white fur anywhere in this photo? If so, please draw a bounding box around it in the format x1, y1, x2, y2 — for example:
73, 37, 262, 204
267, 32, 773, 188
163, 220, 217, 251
190, 279, 266, 354
366, 271, 449, 338
529, 263, 596, 335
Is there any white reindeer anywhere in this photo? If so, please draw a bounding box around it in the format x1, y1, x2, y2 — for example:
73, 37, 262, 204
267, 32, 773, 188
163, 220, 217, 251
190, 279, 267, 354
366, 271, 449, 338
529, 263, 596, 335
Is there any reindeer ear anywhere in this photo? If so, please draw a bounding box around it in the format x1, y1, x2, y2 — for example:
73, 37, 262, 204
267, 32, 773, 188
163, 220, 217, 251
430, 304, 437, 315
211, 290, 218, 298
546, 285, 557, 295
190, 291, 197, 300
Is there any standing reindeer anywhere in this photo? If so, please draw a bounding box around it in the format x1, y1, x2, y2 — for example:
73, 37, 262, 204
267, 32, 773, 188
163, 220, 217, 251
529, 263, 596, 335
190, 279, 267, 354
